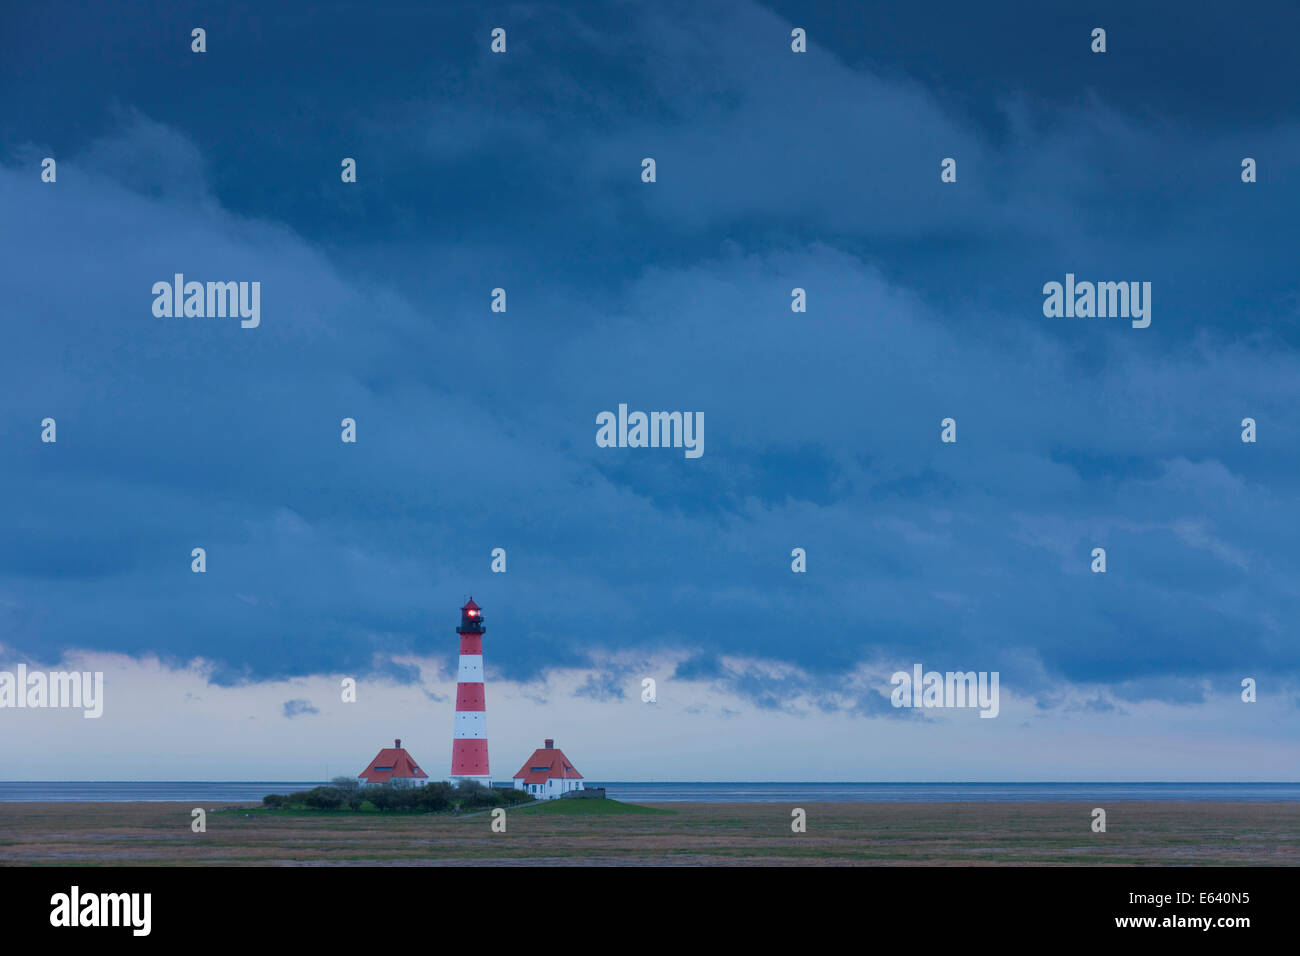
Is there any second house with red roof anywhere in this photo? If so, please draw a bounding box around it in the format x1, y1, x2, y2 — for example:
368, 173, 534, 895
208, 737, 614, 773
357, 739, 431, 787
512, 738, 585, 800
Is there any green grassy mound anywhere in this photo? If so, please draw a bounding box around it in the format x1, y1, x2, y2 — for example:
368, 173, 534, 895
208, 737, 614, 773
514, 798, 674, 815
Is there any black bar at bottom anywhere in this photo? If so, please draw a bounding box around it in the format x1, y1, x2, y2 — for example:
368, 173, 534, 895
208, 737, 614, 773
0, 865, 1283, 942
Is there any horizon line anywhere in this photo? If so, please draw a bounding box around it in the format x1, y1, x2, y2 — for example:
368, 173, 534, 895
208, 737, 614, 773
3, 780, 1298, 786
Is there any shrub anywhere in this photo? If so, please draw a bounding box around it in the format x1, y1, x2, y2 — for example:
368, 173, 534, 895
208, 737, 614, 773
459, 785, 503, 810
415, 782, 454, 812
265, 780, 465, 813
300, 786, 344, 810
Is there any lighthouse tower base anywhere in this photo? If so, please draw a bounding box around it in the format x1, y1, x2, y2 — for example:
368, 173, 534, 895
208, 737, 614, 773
451, 775, 493, 789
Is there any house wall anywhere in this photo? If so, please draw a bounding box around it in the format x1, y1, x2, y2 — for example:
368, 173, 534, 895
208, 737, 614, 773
514, 777, 586, 800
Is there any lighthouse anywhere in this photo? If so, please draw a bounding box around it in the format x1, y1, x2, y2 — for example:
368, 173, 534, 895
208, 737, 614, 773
450, 598, 492, 788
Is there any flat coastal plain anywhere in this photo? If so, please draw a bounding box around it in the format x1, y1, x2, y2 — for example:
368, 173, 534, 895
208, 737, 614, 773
0, 801, 1295, 866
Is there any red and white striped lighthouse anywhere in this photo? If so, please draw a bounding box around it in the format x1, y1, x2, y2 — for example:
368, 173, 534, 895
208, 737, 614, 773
450, 598, 491, 788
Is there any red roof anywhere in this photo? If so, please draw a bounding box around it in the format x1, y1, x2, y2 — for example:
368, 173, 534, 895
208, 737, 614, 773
512, 741, 583, 784
462, 598, 481, 612
358, 740, 430, 783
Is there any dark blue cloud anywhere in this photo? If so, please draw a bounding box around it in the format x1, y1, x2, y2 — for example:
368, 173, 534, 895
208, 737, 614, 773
1, 0, 1297, 713
573, 673, 626, 702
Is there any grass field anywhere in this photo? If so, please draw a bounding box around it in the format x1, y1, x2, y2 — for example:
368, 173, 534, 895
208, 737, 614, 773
0, 800, 1295, 866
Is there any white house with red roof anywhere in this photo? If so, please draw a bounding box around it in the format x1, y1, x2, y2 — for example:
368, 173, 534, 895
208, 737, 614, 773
512, 739, 585, 800
357, 739, 431, 787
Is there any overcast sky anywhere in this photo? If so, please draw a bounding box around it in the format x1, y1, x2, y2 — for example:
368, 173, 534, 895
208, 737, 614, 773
1, 0, 1297, 781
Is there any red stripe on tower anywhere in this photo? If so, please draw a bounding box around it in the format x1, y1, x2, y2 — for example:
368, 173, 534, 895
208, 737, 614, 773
456, 683, 485, 710
450, 598, 491, 786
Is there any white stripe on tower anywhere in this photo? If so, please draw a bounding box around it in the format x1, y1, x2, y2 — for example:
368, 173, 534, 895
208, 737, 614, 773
457, 656, 483, 681
450, 598, 490, 787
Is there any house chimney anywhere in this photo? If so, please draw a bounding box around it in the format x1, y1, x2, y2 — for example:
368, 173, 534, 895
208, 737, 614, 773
395, 738, 401, 748
545, 738, 553, 749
